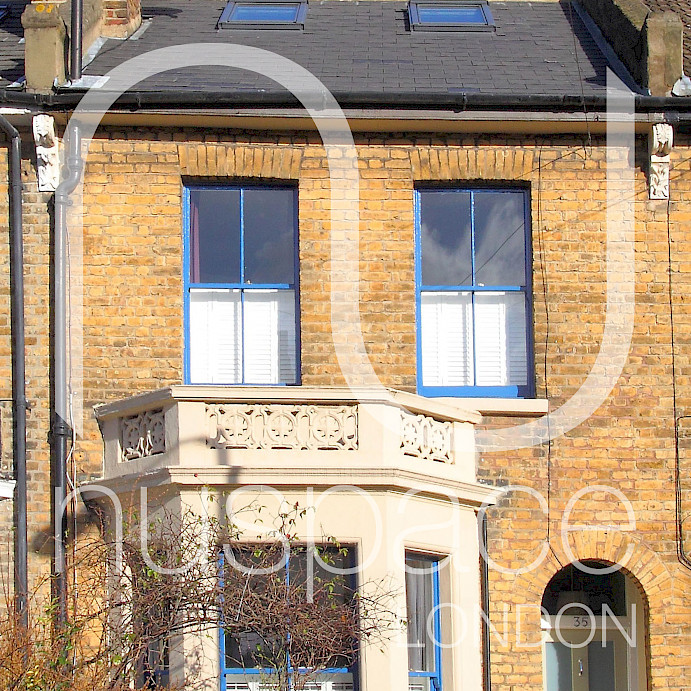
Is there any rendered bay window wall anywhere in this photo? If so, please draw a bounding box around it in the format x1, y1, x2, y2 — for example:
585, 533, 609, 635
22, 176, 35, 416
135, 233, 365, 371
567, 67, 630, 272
184, 184, 299, 385
415, 188, 532, 397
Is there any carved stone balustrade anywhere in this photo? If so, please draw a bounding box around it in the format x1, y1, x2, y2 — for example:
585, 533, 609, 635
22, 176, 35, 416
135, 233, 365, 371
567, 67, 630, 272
94, 386, 489, 504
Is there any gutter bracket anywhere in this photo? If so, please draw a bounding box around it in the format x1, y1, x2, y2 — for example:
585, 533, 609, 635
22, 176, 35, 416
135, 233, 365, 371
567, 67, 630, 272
649, 122, 673, 199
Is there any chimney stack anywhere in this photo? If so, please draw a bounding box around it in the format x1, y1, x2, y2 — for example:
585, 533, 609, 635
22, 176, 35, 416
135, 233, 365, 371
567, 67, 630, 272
21, 0, 142, 91
101, 0, 141, 38
21, 2, 67, 92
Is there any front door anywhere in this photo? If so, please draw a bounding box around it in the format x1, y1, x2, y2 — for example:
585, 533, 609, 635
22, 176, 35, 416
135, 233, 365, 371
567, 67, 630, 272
543, 620, 632, 691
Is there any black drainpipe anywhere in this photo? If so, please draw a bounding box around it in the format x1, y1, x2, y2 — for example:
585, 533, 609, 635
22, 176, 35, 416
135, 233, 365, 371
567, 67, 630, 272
69, 0, 83, 81
0, 116, 27, 631
51, 124, 81, 627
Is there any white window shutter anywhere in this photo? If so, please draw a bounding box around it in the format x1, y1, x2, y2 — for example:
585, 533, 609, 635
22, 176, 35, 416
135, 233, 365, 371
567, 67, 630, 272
420, 294, 441, 386
277, 290, 297, 384
505, 293, 528, 386
474, 293, 506, 386
474, 291, 527, 387
243, 291, 279, 384
188, 291, 212, 384
190, 289, 296, 386
225, 679, 353, 691
420, 292, 473, 387
443, 292, 473, 386
189, 289, 241, 384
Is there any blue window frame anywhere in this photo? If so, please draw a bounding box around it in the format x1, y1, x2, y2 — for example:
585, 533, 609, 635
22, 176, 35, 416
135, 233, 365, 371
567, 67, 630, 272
218, 0, 308, 29
415, 188, 532, 398
408, 0, 494, 31
406, 553, 443, 691
183, 184, 300, 386
219, 546, 357, 691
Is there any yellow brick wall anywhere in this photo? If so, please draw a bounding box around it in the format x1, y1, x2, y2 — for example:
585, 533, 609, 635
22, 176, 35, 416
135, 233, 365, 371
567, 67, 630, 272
2, 126, 691, 687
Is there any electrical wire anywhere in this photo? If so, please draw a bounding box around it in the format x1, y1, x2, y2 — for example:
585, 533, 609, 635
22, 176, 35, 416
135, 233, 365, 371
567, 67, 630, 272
526, 129, 687, 574
566, 0, 593, 157
536, 145, 562, 569
665, 192, 691, 571
523, 145, 589, 182
457, 219, 525, 286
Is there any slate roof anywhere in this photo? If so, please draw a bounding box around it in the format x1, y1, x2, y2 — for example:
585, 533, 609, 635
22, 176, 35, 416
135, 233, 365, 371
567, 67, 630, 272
643, 0, 691, 75
72, 0, 632, 99
0, 0, 639, 100
0, 1, 29, 87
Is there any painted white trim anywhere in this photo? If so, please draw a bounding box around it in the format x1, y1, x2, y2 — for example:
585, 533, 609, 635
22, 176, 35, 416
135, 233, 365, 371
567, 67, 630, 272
82, 466, 498, 508
94, 385, 483, 424
0, 479, 16, 500
439, 397, 549, 416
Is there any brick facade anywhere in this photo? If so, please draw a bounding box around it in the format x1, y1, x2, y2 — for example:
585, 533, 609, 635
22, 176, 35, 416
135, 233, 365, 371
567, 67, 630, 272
0, 126, 690, 687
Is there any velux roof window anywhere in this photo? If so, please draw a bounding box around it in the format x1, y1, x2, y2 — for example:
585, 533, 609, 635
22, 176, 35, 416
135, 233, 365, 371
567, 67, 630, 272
408, 0, 494, 30
218, 0, 307, 28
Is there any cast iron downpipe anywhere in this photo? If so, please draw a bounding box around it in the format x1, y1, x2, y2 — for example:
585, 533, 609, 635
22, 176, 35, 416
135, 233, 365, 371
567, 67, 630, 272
0, 115, 27, 630
51, 124, 81, 627
69, 0, 83, 81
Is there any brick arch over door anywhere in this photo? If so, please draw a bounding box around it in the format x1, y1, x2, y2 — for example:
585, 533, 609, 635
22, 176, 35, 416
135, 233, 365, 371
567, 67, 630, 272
516, 529, 673, 608
509, 529, 675, 689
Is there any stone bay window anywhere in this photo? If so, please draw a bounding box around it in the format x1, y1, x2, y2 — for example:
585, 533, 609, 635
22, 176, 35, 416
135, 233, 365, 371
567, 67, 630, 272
88, 387, 497, 689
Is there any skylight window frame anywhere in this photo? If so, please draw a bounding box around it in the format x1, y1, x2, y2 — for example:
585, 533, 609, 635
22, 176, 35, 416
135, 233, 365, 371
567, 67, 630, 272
218, 0, 308, 29
408, 0, 495, 31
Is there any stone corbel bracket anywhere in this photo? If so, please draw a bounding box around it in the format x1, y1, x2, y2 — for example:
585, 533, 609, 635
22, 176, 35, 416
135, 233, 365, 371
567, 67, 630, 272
32, 114, 60, 192
649, 122, 674, 200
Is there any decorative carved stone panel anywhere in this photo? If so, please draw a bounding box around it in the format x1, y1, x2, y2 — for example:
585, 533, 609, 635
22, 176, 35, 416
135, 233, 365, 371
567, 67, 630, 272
32, 114, 60, 192
649, 122, 673, 200
120, 409, 166, 461
400, 412, 452, 463
650, 159, 671, 200
207, 404, 358, 451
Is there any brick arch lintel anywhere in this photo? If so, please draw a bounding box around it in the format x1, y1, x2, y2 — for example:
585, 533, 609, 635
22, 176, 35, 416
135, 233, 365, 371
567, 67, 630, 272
177, 143, 303, 179
511, 529, 672, 616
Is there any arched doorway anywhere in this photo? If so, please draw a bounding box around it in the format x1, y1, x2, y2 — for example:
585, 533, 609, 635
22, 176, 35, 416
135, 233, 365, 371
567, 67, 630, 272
541, 561, 647, 691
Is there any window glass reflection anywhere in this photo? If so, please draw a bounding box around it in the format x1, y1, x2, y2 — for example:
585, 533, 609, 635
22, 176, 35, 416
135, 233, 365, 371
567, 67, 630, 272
244, 188, 295, 285
474, 192, 526, 287
189, 189, 241, 284
420, 191, 471, 285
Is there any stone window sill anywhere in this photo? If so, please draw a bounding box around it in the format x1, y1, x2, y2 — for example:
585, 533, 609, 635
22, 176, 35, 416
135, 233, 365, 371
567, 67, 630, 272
437, 397, 549, 417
